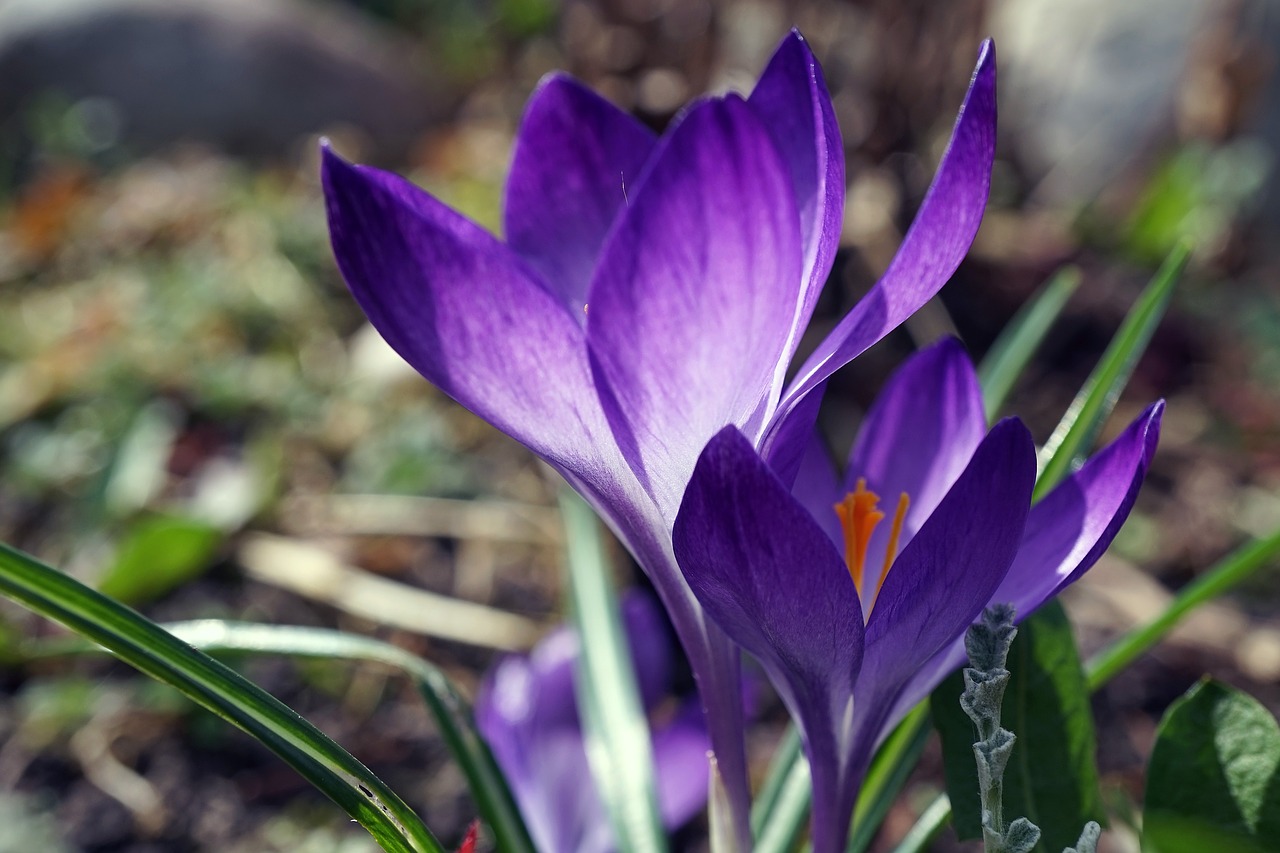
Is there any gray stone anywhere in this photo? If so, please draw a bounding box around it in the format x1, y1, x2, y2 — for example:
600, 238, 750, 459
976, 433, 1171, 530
0, 0, 454, 161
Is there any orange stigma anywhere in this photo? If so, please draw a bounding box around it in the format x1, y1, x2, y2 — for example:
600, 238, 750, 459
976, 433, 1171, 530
834, 480, 911, 603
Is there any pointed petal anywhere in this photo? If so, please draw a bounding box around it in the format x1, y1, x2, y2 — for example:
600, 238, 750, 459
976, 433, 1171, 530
673, 427, 863, 726
859, 418, 1034, 706
587, 96, 804, 517
652, 702, 712, 829
322, 146, 634, 487
762, 40, 998, 485
748, 30, 845, 375
504, 74, 658, 309
879, 403, 1163, 747
846, 338, 986, 552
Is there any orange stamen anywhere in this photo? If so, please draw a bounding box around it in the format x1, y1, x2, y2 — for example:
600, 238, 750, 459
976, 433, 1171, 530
833, 478, 884, 593
869, 492, 910, 610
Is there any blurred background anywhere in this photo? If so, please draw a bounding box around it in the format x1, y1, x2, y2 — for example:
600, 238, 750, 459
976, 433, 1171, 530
0, 0, 1279, 850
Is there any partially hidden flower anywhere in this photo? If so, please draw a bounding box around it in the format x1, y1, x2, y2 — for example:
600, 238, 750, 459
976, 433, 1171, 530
323, 30, 997, 837
672, 339, 1163, 853
475, 594, 709, 853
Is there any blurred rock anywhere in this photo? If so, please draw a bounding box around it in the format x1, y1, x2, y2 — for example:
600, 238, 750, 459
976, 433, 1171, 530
0, 0, 454, 163
992, 0, 1210, 205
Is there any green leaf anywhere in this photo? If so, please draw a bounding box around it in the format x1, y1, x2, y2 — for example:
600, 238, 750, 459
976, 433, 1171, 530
978, 266, 1081, 422
0, 541, 443, 853
97, 514, 223, 604
1143, 680, 1280, 853
933, 600, 1101, 851
1036, 242, 1190, 499
559, 491, 668, 853
159, 620, 535, 853
847, 704, 931, 853
753, 725, 810, 853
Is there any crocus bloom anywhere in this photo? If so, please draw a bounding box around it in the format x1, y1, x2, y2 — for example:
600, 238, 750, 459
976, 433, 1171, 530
672, 340, 1163, 853
323, 30, 996, 839
475, 594, 709, 853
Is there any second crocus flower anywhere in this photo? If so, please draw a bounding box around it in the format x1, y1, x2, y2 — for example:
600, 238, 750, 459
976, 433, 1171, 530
673, 340, 1162, 853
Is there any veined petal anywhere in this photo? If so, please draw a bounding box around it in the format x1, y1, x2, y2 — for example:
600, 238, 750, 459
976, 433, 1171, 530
762, 40, 998, 486
846, 338, 986, 554
858, 418, 1034, 715
879, 402, 1163, 748
674, 426, 866, 853
504, 74, 658, 310
587, 96, 804, 518
748, 30, 845, 385
792, 427, 844, 549
323, 146, 624, 483
673, 427, 864, 737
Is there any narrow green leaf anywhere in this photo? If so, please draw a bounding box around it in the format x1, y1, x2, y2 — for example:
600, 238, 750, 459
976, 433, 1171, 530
559, 491, 667, 853
932, 600, 1101, 851
97, 515, 223, 604
890, 793, 951, 853
158, 620, 536, 853
753, 725, 804, 839
0, 542, 442, 853
1086, 526, 1280, 688
847, 704, 931, 853
1144, 680, 1280, 853
978, 266, 1081, 422
1036, 242, 1190, 498
754, 729, 810, 853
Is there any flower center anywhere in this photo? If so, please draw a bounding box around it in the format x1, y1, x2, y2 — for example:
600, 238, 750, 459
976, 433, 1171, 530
834, 479, 910, 607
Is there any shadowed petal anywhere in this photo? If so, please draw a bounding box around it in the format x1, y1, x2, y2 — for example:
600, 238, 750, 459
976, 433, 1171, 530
748, 30, 845, 383
792, 427, 843, 548
858, 418, 1034, 713
673, 427, 864, 711
504, 74, 658, 310
847, 338, 986, 558
882, 402, 1164, 729
323, 147, 628, 485
762, 40, 998, 485
588, 96, 803, 518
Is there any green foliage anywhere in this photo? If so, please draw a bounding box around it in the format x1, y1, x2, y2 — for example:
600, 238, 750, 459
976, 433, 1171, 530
1143, 680, 1280, 853
0, 542, 444, 852
560, 492, 668, 853
96, 514, 223, 604
934, 601, 1101, 852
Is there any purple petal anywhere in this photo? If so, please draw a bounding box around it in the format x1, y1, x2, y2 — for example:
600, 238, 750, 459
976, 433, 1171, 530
620, 591, 675, 711
323, 146, 625, 484
672, 427, 864, 726
792, 427, 844, 549
652, 702, 712, 830
845, 338, 986, 561
761, 40, 998, 485
504, 74, 658, 310
879, 403, 1163, 746
587, 96, 804, 518
857, 418, 1034, 713
748, 30, 845, 382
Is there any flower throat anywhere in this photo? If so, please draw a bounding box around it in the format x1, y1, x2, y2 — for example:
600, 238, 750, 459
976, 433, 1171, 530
834, 479, 909, 609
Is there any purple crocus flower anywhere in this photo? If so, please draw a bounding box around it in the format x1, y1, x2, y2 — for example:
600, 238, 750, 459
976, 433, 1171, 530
672, 339, 1163, 853
322, 30, 996, 840
475, 594, 709, 853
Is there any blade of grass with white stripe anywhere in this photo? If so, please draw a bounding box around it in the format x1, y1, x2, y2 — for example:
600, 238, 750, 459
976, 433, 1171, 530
158, 620, 537, 853
559, 491, 668, 853
1035, 242, 1191, 497
978, 266, 1081, 421
0, 541, 442, 853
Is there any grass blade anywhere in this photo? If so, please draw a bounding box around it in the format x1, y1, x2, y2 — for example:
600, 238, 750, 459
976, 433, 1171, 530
847, 704, 932, 853
978, 266, 1081, 422
559, 491, 668, 853
1035, 242, 1191, 498
156, 620, 537, 853
0, 542, 442, 853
